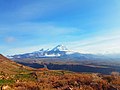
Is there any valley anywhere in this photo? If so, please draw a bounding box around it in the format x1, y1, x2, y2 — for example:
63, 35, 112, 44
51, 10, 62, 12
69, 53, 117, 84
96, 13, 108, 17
17, 59, 120, 75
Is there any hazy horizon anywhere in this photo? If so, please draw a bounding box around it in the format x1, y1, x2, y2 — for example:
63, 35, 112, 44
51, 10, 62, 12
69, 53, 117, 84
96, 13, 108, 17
0, 0, 120, 55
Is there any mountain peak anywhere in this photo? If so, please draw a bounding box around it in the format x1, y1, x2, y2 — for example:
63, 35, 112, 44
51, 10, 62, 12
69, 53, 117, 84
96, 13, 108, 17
57, 44, 64, 47
39, 48, 44, 51
52, 45, 68, 51
9, 45, 75, 59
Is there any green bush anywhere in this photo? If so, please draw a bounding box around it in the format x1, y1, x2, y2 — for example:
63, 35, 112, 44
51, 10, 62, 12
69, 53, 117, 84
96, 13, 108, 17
0, 79, 14, 85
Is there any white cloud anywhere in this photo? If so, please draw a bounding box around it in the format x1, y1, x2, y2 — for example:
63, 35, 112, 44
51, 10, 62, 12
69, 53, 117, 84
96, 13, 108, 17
5, 36, 16, 43
64, 28, 120, 54
0, 22, 80, 37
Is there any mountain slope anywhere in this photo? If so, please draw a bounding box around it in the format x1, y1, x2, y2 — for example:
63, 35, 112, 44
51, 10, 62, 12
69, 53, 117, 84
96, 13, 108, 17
9, 45, 115, 61
0, 54, 32, 74
51, 45, 68, 51
9, 45, 76, 59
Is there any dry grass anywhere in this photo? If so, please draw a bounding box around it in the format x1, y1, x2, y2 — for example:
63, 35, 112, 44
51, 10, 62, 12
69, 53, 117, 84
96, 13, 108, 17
0, 70, 120, 90
0, 54, 120, 90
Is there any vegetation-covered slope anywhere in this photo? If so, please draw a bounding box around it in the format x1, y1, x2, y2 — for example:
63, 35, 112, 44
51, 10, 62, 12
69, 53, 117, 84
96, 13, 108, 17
0, 54, 120, 90
0, 70, 120, 90
0, 54, 32, 74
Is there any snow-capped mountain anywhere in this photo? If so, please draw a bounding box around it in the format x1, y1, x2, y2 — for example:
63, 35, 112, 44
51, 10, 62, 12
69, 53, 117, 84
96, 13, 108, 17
9, 45, 117, 61
51, 45, 68, 51
10, 45, 76, 59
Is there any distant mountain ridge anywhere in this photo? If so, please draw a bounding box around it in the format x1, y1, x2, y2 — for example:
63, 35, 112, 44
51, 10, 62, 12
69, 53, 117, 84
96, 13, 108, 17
9, 45, 76, 59
8, 45, 120, 61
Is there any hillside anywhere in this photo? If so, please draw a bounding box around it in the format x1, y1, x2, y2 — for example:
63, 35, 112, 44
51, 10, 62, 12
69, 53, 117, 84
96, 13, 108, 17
0, 54, 120, 90
0, 70, 120, 90
0, 54, 32, 74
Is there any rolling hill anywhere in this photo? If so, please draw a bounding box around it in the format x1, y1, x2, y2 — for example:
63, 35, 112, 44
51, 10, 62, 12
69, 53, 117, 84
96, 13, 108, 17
0, 54, 32, 74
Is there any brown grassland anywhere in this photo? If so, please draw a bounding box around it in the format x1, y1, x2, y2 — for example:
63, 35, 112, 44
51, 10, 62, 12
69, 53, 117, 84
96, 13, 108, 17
0, 70, 120, 90
0, 54, 120, 90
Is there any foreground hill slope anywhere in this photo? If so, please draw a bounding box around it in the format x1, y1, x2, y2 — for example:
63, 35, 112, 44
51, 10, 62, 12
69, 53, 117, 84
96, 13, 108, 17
0, 54, 32, 74
0, 54, 120, 90
0, 70, 120, 90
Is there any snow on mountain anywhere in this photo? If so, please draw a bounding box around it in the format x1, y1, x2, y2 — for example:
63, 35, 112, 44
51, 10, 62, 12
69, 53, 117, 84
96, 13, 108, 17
10, 45, 76, 59
51, 45, 69, 51
8, 45, 120, 61
45, 53, 61, 57
9, 45, 115, 60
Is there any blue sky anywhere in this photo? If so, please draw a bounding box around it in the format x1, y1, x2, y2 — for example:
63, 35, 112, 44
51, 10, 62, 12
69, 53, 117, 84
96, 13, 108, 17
0, 0, 120, 55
